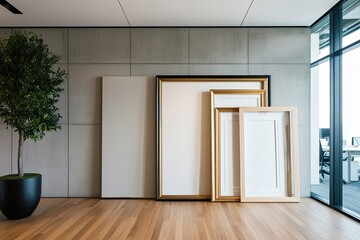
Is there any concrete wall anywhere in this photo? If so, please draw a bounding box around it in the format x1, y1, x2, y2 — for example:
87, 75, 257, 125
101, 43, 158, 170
0, 28, 310, 197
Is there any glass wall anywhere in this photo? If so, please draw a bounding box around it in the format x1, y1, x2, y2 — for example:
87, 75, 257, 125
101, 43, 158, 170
310, 14, 332, 204
342, 43, 360, 215
311, 0, 360, 219
310, 60, 330, 202
311, 16, 330, 62
343, 0, 360, 47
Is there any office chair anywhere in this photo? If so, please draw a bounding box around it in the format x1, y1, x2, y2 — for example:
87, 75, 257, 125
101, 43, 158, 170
351, 137, 360, 180
319, 128, 330, 140
319, 139, 349, 184
319, 140, 330, 181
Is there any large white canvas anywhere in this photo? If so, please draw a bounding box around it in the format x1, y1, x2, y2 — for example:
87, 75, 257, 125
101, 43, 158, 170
158, 77, 269, 199
102, 76, 155, 198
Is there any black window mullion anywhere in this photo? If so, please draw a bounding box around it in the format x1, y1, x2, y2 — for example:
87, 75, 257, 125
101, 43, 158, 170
329, 4, 343, 208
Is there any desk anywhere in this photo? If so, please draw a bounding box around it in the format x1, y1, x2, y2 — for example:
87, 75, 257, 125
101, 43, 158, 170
322, 145, 360, 183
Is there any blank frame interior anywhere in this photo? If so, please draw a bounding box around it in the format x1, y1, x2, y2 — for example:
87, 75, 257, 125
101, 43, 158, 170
157, 76, 269, 200
212, 90, 267, 201
215, 108, 240, 201
239, 107, 300, 202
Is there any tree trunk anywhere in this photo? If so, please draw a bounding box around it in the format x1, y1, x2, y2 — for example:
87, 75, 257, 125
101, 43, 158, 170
18, 130, 24, 178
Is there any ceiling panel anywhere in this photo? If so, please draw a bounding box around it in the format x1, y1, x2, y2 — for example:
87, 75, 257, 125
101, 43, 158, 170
0, 0, 341, 27
0, 0, 129, 27
242, 0, 340, 26
120, 0, 253, 26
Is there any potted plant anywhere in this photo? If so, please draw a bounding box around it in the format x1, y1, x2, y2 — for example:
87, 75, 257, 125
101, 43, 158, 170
0, 31, 66, 219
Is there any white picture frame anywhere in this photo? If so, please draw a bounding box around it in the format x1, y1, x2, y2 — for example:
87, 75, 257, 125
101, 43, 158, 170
239, 107, 300, 202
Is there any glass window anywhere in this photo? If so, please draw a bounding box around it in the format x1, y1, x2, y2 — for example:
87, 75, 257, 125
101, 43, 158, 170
311, 0, 360, 220
342, 46, 360, 215
343, 0, 360, 47
311, 16, 330, 63
311, 60, 330, 202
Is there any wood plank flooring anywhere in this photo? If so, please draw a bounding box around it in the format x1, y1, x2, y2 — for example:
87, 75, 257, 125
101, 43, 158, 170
0, 198, 359, 240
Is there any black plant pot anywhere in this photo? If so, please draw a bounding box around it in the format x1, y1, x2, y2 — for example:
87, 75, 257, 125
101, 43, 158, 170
0, 173, 41, 220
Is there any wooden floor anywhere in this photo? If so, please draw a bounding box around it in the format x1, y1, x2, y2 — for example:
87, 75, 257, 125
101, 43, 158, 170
1, 198, 359, 240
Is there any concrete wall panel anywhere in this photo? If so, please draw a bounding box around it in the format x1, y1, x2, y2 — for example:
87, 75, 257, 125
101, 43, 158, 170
69, 125, 101, 197
131, 64, 188, 76
39, 167, 69, 197
11, 126, 68, 168
189, 64, 248, 75
249, 28, 310, 64
131, 28, 188, 63
69, 28, 130, 63
0, 29, 12, 39
11, 125, 69, 197
190, 28, 248, 63
69, 64, 130, 124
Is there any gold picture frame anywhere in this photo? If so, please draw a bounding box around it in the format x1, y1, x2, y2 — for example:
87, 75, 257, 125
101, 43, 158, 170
211, 90, 267, 202
157, 76, 269, 200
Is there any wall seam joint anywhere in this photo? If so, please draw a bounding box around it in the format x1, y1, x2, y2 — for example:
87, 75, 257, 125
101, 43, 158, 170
67, 27, 70, 197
